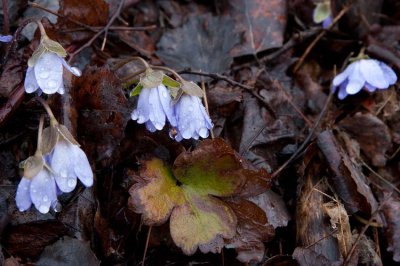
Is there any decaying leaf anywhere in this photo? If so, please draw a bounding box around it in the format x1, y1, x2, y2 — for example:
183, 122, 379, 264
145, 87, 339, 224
226, 0, 287, 56
317, 130, 378, 215
339, 112, 392, 167
225, 198, 275, 263
129, 138, 271, 256
157, 13, 239, 82
381, 196, 400, 262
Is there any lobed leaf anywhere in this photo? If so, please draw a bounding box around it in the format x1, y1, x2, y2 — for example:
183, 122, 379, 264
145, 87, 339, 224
170, 192, 237, 255
129, 159, 184, 225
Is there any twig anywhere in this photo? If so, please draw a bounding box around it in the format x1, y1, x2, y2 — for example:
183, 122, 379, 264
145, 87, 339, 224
271, 91, 333, 178
293, 5, 351, 73
28, 1, 96, 31
200, 78, 214, 139
67, 0, 125, 63
0, 85, 24, 127
61, 25, 157, 32
141, 226, 152, 266
361, 160, 400, 195
2, 0, 9, 34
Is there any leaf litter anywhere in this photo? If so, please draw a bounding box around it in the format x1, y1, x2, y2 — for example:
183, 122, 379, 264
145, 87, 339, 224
0, 0, 400, 265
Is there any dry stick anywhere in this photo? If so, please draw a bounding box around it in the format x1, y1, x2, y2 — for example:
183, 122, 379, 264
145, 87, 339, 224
62, 25, 157, 32
271, 91, 333, 178
2, 0, 9, 34
342, 201, 388, 266
178, 70, 276, 114
293, 6, 351, 73
141, 226, 152, 266
67, 0, 125, 63
361, 160, 400, 194
200, 78, 214, 139
28, 1, 95, 31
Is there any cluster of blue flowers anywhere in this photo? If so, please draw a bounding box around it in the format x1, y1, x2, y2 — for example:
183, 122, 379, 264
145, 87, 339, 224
130, 71, 213, 141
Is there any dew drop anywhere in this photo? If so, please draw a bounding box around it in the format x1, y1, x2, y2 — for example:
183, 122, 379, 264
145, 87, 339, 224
47, 79, 58, 89
188, 106, 194, 112
52, 200, 62, 212
137, 115, 145, 123
162, 91, 168, 98
38, 70, 50, 79
43, 195, 49, 202
19, 208, 25, 212
32, 189, 37, 193
39, 205, 48, 213
67, 178, 76, 188
60, 169, 68, 178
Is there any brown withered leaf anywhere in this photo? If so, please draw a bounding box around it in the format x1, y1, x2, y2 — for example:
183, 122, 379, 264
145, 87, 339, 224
317, 130, 378, 215
296, 159, 341, 262
339, 112, 392, 167
248, 190, 290, 229
36, 237, 100, 266
157, 13, 239, 82
226, 0, 287, 57
225, 198, 275, 263
57, 0, 109, 43
381, 196, 400, 262
3, 221, 68, 259
0, 54, 24, 98
73, 65, 130, 163
293, 247, 342, 266
207, 82, 243, 108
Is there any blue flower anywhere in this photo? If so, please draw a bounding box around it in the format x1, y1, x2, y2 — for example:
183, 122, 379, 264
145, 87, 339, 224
131, 84, 177, 132
24, 52, 81, 95
322, 15, 333, 29
171, 94, 213, 141
50, 140, 93, 193
0, 34, 12, 42
333, 59, 397, 99
16, 157, 58, 214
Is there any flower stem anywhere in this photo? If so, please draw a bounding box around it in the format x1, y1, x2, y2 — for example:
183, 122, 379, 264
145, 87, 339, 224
36, 20, 47, 37
151, 65, 185, 82
36, 115, 45, 154
36, 97, 57, 125
113, 56, 150, 71
200, 79, 214, 139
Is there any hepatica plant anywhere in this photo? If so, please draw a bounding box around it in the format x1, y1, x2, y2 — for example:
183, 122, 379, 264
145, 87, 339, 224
333, 52, 397, 99
313, 0, 332, 29
24, 21, 81, 95
128, 138, 271, 255
125, 57, 213, 141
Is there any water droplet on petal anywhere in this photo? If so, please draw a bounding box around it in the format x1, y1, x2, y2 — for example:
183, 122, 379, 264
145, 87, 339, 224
47, 79, 58, 90
43, 195, 49, 202
32, 189, 37, 193
162, 91, 168, 98
19, 208, 25, 212
38, 70, 49, 79
68, 178, 76, 188
52, 200, 62, 212
60, 170, 68, 178
39, 205, 48, 213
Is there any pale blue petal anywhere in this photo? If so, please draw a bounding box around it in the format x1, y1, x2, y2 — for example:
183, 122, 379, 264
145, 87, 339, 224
131, 87, 151, 123
15, 178, 32, 212
333, 62, 356, 87
148, 87, 166, 130
71, 145, 93, 187
346, 62, 364, 94
379, 62, 397, 85
60, 58, 81, 77
51, 141, 77, 193
365, 82, 376, 92
322, 16, 333, 29
30, 170, 57, 214
157, 85, 177, 127
145, 121, 157, 132
34, 52, 63, 94
0, 35, 12, 42
24, 67, 39, 93
360, 59, 388, 88
338, 81, 348, 99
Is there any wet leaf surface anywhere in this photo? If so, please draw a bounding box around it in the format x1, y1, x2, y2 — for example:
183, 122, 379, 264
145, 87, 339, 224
157, 14, 239, 82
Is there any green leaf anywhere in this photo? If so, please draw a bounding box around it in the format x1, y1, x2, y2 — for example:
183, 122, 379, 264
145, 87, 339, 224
129, 138, 271, 255
313, 2, 331, 24
129, 83, 143, 97
162, 75, 181, 88
181, 80, 203, 97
